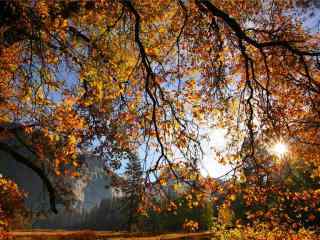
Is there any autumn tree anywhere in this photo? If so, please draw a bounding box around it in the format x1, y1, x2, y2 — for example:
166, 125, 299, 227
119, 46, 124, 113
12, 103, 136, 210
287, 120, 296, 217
0, 1, 319, 232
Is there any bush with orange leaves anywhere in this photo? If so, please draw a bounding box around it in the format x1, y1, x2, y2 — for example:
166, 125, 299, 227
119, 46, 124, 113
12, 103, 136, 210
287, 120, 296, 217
182, 219, 199, 232
0, 176, 26, 230
210, 223, 320, 240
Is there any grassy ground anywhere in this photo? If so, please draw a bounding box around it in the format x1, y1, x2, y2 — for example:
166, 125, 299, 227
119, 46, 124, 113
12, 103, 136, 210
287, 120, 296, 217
3, 230, 215, 240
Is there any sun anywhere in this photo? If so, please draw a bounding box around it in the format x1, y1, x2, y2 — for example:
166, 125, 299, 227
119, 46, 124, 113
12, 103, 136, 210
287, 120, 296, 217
271, 141, 288, 158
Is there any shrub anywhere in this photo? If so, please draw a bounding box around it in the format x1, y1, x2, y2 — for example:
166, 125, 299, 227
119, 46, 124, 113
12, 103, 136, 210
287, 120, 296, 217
0, 176, 26, 229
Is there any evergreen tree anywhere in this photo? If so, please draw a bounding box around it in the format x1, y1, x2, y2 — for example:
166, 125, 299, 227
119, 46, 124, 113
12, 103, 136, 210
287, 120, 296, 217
122, 152, 143, 231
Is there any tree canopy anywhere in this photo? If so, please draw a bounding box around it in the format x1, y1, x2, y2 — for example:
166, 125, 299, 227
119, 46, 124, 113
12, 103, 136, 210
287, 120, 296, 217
0, 0, 319, 228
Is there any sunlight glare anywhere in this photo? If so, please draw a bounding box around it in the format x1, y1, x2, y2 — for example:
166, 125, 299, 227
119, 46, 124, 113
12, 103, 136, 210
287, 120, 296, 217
271, 142, 288, 158
199, 128, 232, 177
209, 128, 227, 151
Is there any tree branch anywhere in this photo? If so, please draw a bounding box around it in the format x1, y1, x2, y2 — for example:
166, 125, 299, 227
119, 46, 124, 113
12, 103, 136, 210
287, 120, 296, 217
0, 142, 58, 214
196, 0, 320, 57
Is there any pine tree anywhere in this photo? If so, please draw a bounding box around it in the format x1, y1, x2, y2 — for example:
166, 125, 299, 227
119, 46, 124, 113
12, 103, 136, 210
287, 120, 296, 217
122, 152, 143, 231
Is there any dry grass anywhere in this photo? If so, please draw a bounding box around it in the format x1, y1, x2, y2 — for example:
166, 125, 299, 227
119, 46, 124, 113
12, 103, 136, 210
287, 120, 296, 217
2, 230, 215, 240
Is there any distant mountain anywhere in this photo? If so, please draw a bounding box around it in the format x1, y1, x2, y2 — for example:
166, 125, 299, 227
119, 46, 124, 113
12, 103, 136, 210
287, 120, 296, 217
0, 147, 122, 228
